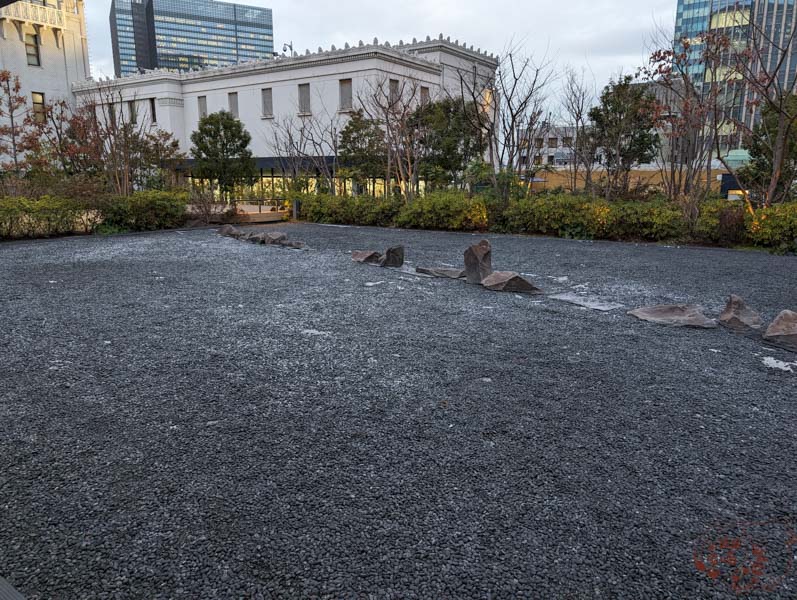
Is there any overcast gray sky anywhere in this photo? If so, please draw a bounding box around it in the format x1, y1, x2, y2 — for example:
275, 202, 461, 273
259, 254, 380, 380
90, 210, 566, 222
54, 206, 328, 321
86, 0, 677, 89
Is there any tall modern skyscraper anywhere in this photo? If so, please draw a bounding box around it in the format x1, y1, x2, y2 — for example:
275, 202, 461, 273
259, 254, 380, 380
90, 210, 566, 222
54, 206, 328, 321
110, 0, 274, 78
674, 0, 797, 83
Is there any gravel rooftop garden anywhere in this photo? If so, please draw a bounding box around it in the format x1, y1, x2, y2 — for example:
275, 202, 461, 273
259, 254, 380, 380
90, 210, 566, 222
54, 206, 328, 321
1, 223, 796, 599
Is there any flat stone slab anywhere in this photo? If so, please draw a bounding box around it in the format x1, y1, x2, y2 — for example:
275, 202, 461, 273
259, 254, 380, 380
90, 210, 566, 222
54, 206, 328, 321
352, 250, 383, 264
719, 295, 763, 330
415, 267, 467, 279
550, 293, 624, 312
464, 240, 493, 284
0, 577, 25, 600
628, 304, 718, 329
481, 271, 543, 294
763, 310, 797, 352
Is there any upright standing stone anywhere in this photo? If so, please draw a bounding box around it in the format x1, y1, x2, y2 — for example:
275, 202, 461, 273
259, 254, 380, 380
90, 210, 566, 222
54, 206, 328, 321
719, 295, 764, 330
763, 310, 797, 351
464, 239, 493, 284
379, 246, 405, 268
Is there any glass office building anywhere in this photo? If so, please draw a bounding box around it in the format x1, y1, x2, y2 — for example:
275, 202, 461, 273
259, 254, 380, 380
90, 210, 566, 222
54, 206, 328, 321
110, 0, 273, 77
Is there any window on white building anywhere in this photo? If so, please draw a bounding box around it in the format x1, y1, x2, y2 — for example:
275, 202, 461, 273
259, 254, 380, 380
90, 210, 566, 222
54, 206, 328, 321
149, 98, 157, 123
228, 92, 238, 118
420, 86, 430, 106
31, 92, 45, 123
127, 100, 137, 124
261, 88, 273, 117
198, 95, 208, 118
339, 79, 353, 111
298, 84, 311, 115
25, 33, 41, 67
389, 79, 400, 105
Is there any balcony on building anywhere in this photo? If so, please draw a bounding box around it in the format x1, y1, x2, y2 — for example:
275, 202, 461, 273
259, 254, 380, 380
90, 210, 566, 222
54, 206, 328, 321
0, 0, 66, 30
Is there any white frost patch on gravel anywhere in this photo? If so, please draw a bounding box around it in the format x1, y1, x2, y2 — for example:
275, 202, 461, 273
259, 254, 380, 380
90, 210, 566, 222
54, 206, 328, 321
762, 357, 796, 372
364, 281, 386, 287
548, 276, 569, 283
550, 293, 624, 312
301, 329, 331, 337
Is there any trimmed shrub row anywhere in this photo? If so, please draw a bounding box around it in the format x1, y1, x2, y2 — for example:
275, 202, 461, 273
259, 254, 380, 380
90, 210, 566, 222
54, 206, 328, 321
299, 191, 488, 232
300, 192, 797, 252
0, 191, 188, 240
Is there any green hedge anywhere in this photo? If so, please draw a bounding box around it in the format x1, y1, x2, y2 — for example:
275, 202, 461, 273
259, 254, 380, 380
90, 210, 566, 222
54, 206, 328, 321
0, 191, 188, 240
299, 194, 403, 227
100, 191, 188, 232
300, 191, 488, 232
0, 196, 83, 239
299, 192, 797, 252
747, 202, 797, 253
503, 195, 686, 241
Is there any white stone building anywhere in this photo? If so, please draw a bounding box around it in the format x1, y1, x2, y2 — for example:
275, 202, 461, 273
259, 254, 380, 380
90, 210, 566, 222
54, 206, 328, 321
0, 0, 90, 118
72, 36, 499, 161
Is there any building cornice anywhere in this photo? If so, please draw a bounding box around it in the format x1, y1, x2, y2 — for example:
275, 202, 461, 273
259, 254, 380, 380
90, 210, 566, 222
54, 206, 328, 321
73, 35, 498, 94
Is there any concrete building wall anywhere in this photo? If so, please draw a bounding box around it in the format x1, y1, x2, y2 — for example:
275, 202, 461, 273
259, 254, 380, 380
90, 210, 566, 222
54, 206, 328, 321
0, 0, 89, 107
74, 38, 498, 159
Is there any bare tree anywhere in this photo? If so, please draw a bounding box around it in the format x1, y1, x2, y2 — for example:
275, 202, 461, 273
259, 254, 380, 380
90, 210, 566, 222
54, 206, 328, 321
455, 43, 555, 204
642, 29, 723, 208
76, 82, 182, 195
0, 70, 29, 176
560, 67, 597, 193
695, 12, 797, 207
359, 75, 428, 202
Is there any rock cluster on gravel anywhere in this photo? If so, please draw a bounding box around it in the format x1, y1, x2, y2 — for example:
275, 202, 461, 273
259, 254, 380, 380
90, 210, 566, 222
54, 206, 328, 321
418, 240, 542, 294
219, 227, 306, 250
719, 295, 764, 330
763, 310, 797, 351
351, 246, 405, 268
628, 304, 718, 329
464, 240, 493, 284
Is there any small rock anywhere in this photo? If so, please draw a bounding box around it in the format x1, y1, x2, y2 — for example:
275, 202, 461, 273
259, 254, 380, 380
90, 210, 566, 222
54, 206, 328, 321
218, 224, 242, 237
628, 304, 717, 329
352, 250, 382, 264
415, 267, 466, 279
265, 232, 288, 244
763, 310, 797, 352
279, 240, 306, 250
719, 295, 763, 330
481, 271, 543, 294
379, 246, 405, 268
464, 240, 493, 284
247, 232, 268, 244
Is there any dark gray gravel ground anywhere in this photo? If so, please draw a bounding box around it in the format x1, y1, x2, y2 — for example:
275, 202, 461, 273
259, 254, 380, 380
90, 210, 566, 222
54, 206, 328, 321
1, 223, 796, 599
